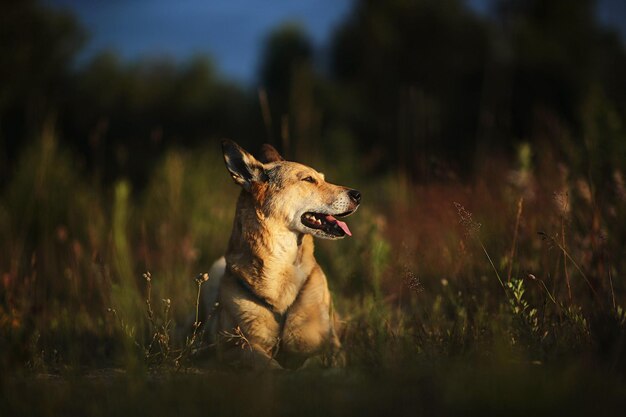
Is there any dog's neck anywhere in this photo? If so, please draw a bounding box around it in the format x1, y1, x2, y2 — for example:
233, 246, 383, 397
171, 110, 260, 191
225, 192, 316, 313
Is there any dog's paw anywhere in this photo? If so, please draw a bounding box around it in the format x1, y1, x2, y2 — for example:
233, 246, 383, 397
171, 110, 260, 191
299, 355, 325, 370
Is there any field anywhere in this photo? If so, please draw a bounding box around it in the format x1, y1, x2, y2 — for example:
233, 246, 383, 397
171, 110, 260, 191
1, 126, 626, 416
4, 0, 626, 414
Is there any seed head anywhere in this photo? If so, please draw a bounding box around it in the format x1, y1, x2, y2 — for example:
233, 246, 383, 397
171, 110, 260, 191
195, 272, 209, 284
454, 202, 481, 236
404, 270, 423, 294
553, 191, 570, 216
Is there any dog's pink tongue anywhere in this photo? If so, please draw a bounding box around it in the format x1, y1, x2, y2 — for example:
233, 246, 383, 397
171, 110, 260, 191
325, 215, 352, 236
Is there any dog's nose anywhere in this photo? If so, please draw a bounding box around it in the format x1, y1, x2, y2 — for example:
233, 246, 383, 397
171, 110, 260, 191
348, 189, 361, 204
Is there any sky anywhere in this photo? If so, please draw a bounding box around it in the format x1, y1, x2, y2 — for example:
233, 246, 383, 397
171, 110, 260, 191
45, 0, 626, 84
45, 0, 355, 83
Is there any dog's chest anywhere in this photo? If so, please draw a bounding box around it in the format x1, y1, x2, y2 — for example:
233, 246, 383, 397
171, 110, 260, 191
254, 229, 315, 312
285, 261, 311, 301
291, 261, 310, 288
263, 258, 312, 313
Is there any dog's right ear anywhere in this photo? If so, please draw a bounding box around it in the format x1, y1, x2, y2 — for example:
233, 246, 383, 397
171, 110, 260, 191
222, 140, 266, 192
257, 144, 284, 163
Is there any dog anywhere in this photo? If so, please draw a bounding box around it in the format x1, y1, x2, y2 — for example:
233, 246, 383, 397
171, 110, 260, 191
197, 140, 361, 369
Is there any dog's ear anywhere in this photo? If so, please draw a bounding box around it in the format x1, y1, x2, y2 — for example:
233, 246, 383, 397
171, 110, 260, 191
222, 140, 267, 191
257, 144, 284, 163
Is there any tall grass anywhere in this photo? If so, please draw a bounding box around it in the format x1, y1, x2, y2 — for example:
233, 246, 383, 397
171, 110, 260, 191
0, 115, 625, 380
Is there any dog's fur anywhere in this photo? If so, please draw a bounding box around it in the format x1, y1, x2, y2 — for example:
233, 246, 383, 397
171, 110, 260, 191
198, 140, 360, 369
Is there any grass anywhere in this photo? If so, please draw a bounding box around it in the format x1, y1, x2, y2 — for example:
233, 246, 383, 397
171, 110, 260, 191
2, 363, 626, 416
1, 128, 626, 415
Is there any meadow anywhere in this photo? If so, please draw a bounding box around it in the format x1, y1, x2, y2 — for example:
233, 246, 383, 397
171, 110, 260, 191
1, 120, 625, 415
3, 3, 626, 413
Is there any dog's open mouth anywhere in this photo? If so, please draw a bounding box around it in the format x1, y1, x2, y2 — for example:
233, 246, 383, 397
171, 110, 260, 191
301, 212, 352, 237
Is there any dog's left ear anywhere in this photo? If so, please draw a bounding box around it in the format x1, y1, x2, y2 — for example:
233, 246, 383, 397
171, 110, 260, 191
222, 140, 267, 191
257, 144, 284, 163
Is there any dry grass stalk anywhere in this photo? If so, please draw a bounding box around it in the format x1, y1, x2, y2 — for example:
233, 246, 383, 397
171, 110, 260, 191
507, 197, 524, 282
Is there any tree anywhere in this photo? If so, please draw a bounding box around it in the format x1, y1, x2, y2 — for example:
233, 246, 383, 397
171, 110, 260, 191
330, 0, 489, 176
0, 0, 84, 178
257, 24, 316, 158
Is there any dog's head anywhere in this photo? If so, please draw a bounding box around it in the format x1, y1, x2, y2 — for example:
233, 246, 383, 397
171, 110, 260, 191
222, 140, 361, 239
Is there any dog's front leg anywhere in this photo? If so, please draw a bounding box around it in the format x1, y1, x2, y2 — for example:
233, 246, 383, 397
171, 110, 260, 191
217, 293, 284, 370
280, 266, 344, 367
324, 302, 346, 367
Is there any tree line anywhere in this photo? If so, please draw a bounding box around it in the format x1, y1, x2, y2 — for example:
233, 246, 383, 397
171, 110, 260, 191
1, 0, 625, 185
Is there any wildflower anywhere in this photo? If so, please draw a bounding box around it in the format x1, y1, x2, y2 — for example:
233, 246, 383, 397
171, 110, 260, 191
195, 272, 209, 284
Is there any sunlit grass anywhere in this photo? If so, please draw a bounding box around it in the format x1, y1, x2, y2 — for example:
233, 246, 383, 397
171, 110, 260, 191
1, 127, 626, 414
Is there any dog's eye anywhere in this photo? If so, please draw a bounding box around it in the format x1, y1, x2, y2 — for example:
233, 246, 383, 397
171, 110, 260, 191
302, 176, 317, 184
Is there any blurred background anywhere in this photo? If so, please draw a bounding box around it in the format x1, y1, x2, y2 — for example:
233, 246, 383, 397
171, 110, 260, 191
3, 0, 625, 182
2, 0, 626, 384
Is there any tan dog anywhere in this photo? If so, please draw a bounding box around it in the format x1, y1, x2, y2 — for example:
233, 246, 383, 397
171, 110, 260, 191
198, 140, 361, 369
